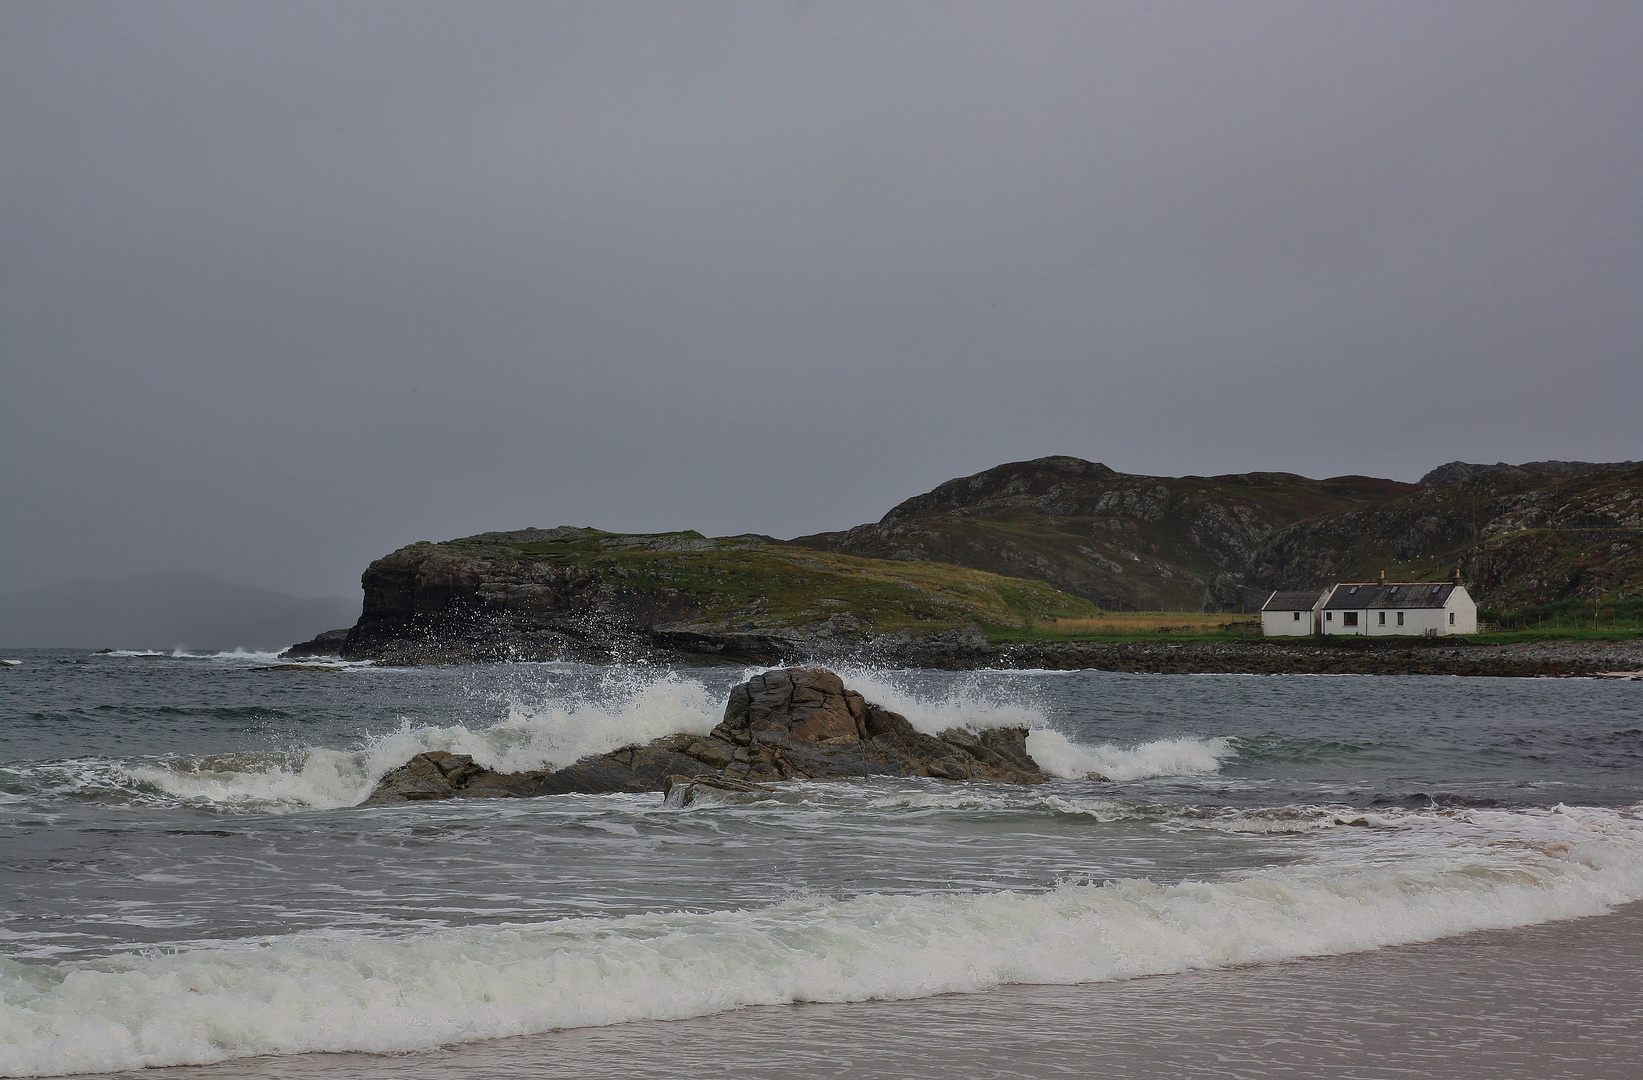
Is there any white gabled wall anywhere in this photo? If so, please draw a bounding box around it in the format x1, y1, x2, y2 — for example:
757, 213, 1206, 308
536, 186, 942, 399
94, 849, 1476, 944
1321, 582, 1366, 635
1261, 608, 1315, 636
1445, 586, 1478, 634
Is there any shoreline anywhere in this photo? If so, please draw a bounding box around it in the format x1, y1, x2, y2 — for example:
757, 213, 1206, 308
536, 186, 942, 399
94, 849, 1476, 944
282, 633, 1643, 677
977, 636, 1643, 677
87, 901, 1643, 1080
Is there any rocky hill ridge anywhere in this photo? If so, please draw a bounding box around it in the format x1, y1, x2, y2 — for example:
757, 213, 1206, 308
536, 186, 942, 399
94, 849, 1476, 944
794, 455, 1640, 614
1256, 460, 1643, 611
792, 456, 1415, 611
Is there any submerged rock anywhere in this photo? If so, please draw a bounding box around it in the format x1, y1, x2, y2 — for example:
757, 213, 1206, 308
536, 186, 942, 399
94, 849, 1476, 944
661, 772, 773, 807
363, 667, 1043, 804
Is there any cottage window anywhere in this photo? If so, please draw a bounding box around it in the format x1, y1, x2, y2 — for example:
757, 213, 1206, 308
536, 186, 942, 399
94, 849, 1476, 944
1378, 612, 1386, 626
1397, 612, 1404, 626
1293, 611, 1301, 621
1343, 612, 1359, 627
1450, 612, 1456, 625
1326, 611, 1333, 622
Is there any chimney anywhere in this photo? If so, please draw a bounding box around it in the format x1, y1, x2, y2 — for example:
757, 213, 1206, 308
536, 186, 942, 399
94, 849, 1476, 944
1378, 569, 1386, 585
1453, 566, 1462, 585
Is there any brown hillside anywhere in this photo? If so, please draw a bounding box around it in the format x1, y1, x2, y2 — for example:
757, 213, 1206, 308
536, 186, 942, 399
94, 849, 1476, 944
790, 456, 1413, 611
1251, 461, 1643, 610
793, 456, 1642, 614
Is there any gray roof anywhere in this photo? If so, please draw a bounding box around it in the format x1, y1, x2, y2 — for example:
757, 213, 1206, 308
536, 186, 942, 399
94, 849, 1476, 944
1262, 590, 1326, 612
1323, 582, 1457, 610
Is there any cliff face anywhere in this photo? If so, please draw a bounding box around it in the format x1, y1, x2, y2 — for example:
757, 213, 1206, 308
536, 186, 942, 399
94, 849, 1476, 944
343, 528, 697, 663
792, 456, 1412, 611
329, 526, 1099, 664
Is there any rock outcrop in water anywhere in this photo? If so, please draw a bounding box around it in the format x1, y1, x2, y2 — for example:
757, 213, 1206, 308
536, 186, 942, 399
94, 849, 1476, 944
363, 667, 1043, 804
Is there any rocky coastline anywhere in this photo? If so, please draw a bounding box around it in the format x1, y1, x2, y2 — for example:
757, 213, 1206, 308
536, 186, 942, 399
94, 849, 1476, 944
288, 624, 1643, 678
364, 667, 1044, 805
984, 637, 1643, 678
278, 506, 1643, 678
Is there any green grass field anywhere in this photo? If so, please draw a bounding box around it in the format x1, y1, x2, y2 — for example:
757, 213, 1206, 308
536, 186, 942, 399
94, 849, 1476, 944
986, 611, 1262, 642
1470, 626, 1643, 644
488, 529, 1643, 645
507, 531, 1102, 636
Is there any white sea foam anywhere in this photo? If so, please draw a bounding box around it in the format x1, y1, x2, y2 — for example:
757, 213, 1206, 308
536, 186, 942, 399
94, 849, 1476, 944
106, 667, 1231, 811
193, 649, 364, 664
1026, 730, 1233, 781
482, 672, 721, 773
841, 787, 1417, 837
122, 670, 723, 812
124, 750, 380, 812
101, 650, 295, 662
825, 667, 1229, 781
827, 666, 1050, 734
4, 804, 1640, 1077
846, 789, 1378, 832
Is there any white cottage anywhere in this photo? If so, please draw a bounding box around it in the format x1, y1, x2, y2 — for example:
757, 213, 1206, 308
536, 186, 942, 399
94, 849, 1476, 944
1260, 590, 1327, 636
1318, 571, 1477, 636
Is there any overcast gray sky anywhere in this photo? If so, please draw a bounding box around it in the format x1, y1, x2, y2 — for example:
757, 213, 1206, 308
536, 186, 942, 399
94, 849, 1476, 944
3, 1, 1639, 598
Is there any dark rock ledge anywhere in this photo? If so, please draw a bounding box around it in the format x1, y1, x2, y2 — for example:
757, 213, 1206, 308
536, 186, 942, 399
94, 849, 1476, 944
363, 667, 1043, 805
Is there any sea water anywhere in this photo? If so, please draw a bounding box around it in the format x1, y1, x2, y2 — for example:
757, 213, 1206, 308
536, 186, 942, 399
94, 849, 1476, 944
1, 651, 1640, 1077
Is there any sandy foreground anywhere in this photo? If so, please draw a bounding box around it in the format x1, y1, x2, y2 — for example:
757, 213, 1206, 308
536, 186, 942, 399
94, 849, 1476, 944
92, 900, 1643, 1080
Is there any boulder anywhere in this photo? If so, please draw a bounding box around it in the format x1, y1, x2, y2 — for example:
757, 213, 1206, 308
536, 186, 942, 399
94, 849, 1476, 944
362, 666, 1044, 804
662, 772, 772, 807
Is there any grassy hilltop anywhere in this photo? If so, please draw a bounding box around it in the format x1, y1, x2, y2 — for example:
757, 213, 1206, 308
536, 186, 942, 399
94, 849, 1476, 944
506, 528, 1101, 638
337, 526, 1107, 661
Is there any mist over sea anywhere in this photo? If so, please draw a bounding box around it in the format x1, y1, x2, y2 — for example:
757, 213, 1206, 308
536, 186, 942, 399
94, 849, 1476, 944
2, 652, 1640, 1078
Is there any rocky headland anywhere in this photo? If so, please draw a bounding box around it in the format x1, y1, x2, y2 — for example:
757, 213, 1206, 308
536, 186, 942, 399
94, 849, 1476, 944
364, 667, 1044, 805
284, 456, 1643, 676
287, 526, 1097, 666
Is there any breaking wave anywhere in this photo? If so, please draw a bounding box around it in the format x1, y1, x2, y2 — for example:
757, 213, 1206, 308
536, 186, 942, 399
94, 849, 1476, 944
4, 803, 1640, 1076
119, 670, 724, 812
10, 667, 1229, 813
828, 666, 1050, 734
824, 667, 1231, 781
1026, 731, 1232, 781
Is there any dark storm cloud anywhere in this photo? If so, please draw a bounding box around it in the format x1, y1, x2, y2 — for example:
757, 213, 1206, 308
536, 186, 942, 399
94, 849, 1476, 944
2, 1, 1639, 596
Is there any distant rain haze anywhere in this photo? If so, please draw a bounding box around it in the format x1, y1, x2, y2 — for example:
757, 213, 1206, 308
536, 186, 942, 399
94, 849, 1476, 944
3, 1, 1639, 607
